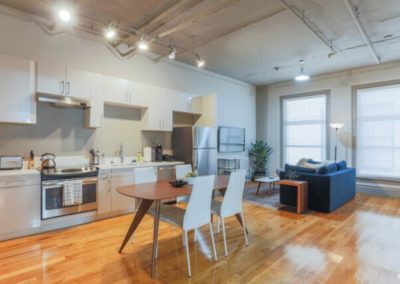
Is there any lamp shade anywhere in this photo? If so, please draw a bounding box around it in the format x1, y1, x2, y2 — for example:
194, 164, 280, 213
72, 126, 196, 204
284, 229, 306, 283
329, 122, 344, 129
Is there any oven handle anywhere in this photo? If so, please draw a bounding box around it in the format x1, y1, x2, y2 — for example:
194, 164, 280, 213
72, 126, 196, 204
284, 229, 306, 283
42, 177, 98, 187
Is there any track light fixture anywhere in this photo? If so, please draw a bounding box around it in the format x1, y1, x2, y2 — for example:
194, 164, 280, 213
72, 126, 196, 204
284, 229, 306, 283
168, 45, 176, 60
138, 34, 149, 50
294, 59, 310, 81
195, 53, 205, 68
105, 23, 117, 40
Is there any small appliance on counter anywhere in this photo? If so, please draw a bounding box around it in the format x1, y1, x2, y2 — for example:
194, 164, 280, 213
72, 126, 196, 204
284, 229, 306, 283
89, 149, 100, 165
0, 156, 23, 170
143, 147, 152, 162
155, 144, 163, 161
40, 153, 56, 169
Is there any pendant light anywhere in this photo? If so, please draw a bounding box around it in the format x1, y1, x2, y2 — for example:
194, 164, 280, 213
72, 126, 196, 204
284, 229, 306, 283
295, 59, 310, 81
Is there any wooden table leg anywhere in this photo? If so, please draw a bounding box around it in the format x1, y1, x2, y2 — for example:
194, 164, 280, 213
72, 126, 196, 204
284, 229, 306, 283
151, 200, 161, 278
256, 182, 262, 195
119, 199, 153, 253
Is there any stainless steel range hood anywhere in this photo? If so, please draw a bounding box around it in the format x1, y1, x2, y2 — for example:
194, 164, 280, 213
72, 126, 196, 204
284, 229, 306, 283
37, 93, 91, 109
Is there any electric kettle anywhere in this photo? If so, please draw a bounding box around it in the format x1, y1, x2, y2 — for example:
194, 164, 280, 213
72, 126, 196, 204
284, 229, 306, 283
40, 153, 56, 169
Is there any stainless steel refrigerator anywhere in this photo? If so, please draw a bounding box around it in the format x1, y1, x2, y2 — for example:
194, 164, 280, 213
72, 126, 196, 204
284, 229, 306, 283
172, 126, 217, 176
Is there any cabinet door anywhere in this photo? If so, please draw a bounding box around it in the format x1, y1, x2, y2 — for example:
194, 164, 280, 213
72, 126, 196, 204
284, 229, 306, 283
0, 54, 37, 124
127, 81, 147, 107
102, 75, 129, 105
83, 74, 104, 128
66, 68, 91, 99
0, 183, 41, 235
37, 61, 66, 96
98, 171, 111, 214
111, 170, 135, 212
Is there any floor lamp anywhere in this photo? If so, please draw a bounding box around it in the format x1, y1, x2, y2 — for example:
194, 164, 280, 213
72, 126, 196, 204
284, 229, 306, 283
329, 122, 344, 161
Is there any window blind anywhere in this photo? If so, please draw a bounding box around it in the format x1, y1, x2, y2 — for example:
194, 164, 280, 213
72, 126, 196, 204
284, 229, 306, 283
356, 84, 400, 179
282, 94, 327, 165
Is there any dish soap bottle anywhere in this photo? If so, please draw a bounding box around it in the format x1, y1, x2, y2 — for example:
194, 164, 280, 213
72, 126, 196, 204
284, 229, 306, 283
137, 151, 143, 163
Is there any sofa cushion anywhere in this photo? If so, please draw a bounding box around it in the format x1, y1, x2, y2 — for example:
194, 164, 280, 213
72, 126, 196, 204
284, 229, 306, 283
317, 163, 338, 174
304, 162, 326, 170
296, 158, 313, 167
285, 164, 316, 174
336, 160, 347, 170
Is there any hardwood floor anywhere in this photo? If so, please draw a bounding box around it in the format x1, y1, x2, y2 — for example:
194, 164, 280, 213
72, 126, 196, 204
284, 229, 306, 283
1, 193, 400, 283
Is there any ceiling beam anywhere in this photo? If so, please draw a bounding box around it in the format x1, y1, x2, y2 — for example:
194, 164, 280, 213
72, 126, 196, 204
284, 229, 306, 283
157, 0, 242, 39
279, 0, 337, 54
343, 0, 380, 64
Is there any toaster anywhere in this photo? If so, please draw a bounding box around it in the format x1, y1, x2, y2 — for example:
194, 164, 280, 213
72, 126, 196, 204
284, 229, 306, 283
0, 156, 23, 170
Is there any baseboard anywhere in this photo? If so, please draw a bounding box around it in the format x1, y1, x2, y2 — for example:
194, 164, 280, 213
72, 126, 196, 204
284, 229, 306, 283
357, 182, 400, 198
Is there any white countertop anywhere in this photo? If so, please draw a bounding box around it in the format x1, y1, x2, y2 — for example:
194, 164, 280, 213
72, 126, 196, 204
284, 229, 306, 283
98, 161, 184, 170
0, 169, 40, 177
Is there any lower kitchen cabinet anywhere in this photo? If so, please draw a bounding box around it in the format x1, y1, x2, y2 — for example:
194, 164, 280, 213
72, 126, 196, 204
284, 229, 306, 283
110, 168, 136, 212
0, 174, 41, 237
97, 170, 112, 214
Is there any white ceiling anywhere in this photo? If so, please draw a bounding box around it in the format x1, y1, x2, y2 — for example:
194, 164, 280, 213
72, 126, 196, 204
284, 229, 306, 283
1, 0, 400, 86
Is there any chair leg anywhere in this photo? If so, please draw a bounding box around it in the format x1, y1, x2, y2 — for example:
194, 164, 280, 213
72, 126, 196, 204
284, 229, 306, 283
216, 216, 220, 233
221, 217, 228, 256
183, 230, 191, 277
240, 212, 249, 246
194, 229, 197, 242
209, 223, 218, 261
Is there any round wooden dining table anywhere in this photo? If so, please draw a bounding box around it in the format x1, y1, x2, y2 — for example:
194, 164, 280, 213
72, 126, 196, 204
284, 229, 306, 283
116, 175, 246, 278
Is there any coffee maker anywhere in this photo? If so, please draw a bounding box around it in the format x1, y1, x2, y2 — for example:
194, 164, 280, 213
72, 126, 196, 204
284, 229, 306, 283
155, 144, 163, 161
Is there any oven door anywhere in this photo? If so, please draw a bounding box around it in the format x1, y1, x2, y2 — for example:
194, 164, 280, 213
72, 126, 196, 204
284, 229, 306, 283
42, 177, 98, 219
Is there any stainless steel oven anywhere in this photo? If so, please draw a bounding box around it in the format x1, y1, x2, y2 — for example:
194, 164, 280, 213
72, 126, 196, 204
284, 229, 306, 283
41, 167, 98, 219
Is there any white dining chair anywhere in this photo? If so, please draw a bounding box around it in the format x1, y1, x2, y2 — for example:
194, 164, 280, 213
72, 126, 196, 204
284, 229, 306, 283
134, 167, 157, 184
150, 175, 217, 277
175, 164, 193, 205
212, 170, 248, 256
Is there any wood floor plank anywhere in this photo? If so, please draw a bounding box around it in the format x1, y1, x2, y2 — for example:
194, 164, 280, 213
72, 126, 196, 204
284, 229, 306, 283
1, 193, 400, 283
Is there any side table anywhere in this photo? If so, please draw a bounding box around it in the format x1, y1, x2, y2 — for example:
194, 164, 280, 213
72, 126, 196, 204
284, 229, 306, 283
277, 179, 308, 214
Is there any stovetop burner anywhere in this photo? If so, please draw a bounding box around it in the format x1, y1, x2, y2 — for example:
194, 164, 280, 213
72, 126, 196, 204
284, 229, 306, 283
41, 166, 98, 180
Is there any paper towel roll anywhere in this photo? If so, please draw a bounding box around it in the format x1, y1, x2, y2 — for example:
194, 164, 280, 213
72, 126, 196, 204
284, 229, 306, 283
143, 147, 152, 162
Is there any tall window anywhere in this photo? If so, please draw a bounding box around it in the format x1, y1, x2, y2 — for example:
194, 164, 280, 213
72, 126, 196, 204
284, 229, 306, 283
282, 93, 328, 165
356, 84, 400, 179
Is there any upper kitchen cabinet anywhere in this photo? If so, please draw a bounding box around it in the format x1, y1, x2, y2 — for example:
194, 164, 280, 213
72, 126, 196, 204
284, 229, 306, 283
141, 87, 173, 131
83, 73, 105, 128
0, 54, 36, 124
102, 75, 128, 105
37, 62, 91, 99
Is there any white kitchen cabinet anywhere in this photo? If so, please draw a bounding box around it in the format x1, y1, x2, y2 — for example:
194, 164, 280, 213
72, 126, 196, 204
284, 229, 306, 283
111, 168, 136, 212
0, 174, 41, 236
102, 75, 128, 105
0, 54, 36, 124
83, 74, 104, 128
37, 62, 91, 99
98, 170, 112, 214
142, 87, 173, 131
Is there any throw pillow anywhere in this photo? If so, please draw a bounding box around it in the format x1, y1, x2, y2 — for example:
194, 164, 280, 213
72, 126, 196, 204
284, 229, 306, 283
303, 161, 326, 170
336, 160, 347, 170
296, 158, 313, 167
317, 163, 338, 174
285, 164, 316, 174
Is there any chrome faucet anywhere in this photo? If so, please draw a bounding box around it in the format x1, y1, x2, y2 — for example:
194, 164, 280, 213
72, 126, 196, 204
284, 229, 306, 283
119, 143, 124, 164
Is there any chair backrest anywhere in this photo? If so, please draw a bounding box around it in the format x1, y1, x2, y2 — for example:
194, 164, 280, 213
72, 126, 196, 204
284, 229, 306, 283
134, 167, 157, 184
175, 164, 193, 179
183, 175, 215, 230
220, 170, 247, 217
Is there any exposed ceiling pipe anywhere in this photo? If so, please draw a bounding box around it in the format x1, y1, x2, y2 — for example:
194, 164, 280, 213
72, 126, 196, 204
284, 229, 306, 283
343, 0, 380, 64
279, 0, 337, 54
157, 0, 241, 39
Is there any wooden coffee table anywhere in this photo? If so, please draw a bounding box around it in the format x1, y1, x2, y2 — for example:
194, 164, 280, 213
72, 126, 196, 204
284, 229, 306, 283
254, 176, 280, 195
277, 179, 308, 214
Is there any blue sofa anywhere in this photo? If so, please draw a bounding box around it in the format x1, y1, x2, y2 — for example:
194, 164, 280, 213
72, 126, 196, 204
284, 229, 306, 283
279, 163, 356, 213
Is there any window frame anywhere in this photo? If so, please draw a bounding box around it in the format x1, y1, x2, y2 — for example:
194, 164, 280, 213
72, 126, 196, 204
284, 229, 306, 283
352, 79, 400, 181
280, 90, 331, 167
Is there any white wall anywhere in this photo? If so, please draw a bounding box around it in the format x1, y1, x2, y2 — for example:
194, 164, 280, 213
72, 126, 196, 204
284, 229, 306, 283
258, 61, 400, 174
0, 12, 256, 159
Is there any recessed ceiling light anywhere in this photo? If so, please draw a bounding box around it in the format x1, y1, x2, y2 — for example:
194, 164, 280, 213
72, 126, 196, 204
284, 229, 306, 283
58, 9, 71, 22
295, 59, 310, 81
168, 45, 176, 60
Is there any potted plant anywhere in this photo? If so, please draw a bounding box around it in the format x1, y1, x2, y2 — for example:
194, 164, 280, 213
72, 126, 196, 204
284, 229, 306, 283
248, 140, 272, 180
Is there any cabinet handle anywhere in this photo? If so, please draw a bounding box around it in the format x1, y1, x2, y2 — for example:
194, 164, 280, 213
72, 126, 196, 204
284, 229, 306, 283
66, 82, 70, 94
60, 81, 65, 94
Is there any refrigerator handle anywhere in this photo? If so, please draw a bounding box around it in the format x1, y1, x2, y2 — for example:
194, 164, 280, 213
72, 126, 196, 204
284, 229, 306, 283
194, 149, 198, 171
